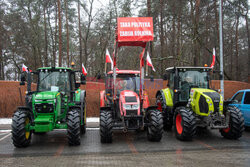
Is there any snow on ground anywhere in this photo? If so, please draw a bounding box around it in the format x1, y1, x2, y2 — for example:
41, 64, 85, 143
0, 117, 99, 124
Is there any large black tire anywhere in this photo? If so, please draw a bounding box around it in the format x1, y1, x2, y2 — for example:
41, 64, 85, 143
156, 94, 173, 131
174, 107, 196, 141
67, 109, 81, 146
100, 111, 113, 143
12, 110, 32, 147
220, 106, 244, 139
147, 109, 163, 142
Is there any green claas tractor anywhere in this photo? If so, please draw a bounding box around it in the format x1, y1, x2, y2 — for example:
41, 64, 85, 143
12, 67, 87, 147
156, 67, 244, 141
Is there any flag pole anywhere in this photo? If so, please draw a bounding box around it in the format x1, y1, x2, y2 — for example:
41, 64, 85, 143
146, 63, 148, 76
104, 62, 107, 74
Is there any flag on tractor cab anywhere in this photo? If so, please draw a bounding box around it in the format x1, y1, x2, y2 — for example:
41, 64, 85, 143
22, 64, 29, 72
146, 52, 155, 72
210, 48, 216, 68
82, 63, 87, 76
106, 49, 113, 70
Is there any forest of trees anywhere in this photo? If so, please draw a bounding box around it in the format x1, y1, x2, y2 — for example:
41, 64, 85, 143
0, 0, 249, 82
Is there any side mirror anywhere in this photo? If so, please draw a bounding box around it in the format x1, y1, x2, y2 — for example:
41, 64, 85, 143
81, 74, 86, 85
150, 75, 154, 82
163, 74, 168, 80
20, 73, 26, 85
97, 73, 101, 80
75, 83, 80, 89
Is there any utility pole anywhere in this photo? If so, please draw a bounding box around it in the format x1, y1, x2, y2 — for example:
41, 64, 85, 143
219, 0, 224, 99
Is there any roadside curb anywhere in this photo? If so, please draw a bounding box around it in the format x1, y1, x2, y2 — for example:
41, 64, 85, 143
0, 117, 99, 124
0, 117, 100, 130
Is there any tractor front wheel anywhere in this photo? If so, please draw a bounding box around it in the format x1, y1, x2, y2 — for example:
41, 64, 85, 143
156, 94, 173, 131
220, 106, 244, 139
100, 111, 113, 143
147, 109, 163, 142
174, 107, 196, 141
67, 109, 81, 145
12, 109, 32, 147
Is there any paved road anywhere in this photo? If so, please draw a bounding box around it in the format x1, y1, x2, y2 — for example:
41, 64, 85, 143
0, 127, 250, 167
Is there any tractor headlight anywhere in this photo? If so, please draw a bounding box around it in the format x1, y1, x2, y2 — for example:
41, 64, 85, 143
131, 104, 139, 109
123, 104, 139, 110
206, 98, 210, 102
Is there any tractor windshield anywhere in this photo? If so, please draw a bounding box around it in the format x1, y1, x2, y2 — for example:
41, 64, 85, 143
178, 70, 209, 101
38, 71, 70, 92
106, 74, 140, 95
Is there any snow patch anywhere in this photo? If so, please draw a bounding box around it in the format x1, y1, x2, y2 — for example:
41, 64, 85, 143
0, 117, 100, 124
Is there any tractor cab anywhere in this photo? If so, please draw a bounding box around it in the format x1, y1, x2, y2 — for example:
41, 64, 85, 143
165, 67, 211, 104
106, 70, 140, 98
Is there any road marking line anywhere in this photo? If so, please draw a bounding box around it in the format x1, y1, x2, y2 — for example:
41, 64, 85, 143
125, 134, 138, 154
0, 130, 11, 133
194, 139, 216, 151
0, 133, 11, 142
54, 143, 65, 157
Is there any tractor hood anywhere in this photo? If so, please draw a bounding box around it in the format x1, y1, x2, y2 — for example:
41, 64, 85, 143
119, 90, 140, 116
34, 91, 59, 101
190, 88, 223, 116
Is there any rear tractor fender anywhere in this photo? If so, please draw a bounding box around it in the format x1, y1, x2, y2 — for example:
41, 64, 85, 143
100, 90, 106, 107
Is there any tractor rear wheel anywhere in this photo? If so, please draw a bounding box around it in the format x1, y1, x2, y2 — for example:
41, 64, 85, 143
147, 109, 163, 142
220, 106, 244, 139
12, 109, 32, 147
174, 107, 196, 141
100, 111, 113, 143
67, 109, 81, 145
156, 94, 173, 131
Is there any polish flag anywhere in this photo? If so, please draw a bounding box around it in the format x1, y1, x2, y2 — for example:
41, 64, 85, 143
82, 63, 87, 76
106, 49, 113, 70
146, 52, 155, 72
22, 64, 29, 72
210, 48, 216, 68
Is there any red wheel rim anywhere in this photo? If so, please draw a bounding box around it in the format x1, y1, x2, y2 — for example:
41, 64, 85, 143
157, 101, 162, 112
176, 114, 183, 134
223, 127, 230, 133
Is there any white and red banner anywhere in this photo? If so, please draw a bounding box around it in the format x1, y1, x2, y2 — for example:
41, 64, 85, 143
146, 52, 155, 72
22, 64, 29, 72
106, 49, 113, 70
82, 63, 87, 76
117, 17, 154, 42
210, 48, 216, 68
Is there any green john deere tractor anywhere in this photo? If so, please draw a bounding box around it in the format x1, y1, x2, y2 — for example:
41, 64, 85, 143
12, 67, 87, 147
156, 67, 244, 141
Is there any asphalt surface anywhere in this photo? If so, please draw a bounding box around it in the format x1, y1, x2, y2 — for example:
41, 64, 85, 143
1, 124, 250, 167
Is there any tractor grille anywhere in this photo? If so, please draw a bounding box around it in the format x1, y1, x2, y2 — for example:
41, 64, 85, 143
199, 95, 209, 114
35, 103, 54, 113
126, 110, 137, 116
125, 96, 137, 103
204, 92, 220, 113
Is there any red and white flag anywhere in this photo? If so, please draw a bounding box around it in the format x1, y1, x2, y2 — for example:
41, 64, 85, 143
146, 52, 155, 72
82, 63, 87, 76
22, 64, 29, 72
210, 48, 216, 68
106, 49, 113, 70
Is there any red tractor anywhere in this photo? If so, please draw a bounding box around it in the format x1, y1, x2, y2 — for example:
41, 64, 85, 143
99, 17, 163, 143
